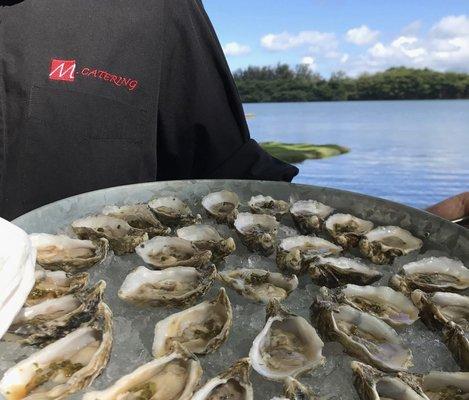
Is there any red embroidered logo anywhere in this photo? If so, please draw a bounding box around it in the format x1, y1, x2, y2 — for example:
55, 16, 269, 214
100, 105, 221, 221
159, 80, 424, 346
49, 59, 76, 82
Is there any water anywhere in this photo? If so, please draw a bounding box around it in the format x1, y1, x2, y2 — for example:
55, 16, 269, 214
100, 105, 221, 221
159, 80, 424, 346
244, 100, 469, 209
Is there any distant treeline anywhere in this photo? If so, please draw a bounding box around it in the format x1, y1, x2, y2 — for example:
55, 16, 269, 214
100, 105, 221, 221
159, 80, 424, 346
233, 65, 469, 102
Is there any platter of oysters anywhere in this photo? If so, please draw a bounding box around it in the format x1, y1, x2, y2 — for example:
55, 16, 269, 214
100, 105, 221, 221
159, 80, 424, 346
1, 179, 468, 400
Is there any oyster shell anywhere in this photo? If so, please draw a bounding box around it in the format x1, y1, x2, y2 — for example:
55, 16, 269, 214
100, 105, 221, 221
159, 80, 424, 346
152, 288, 232, 356
149, 196, 201, 227
191, 358, 253, 400
234, 213, 279, 256
351, 361, 429, 400
283, 377, 318, 400
72, 215, 147, 255
0, 303, 112, 400
311, 289, 413, 371
290, 200, 334, 234
118, 264, 217, 307
30, 233, 108, 271
422, 371, 469, 399
308, 256, 382, 288
248, 195, 290, 220
339, 284, 419, 327
136, 236, 212, 269
325, 213, 374, 249
26, 267, 89, 306
201, 190, 239, 224
277, 236, 342, 274
359, 226, 423, 265
7, 281, 105, 347
217, 268, 298, 303
177, 224, 236, 263
102, 204, 171, 237
390, 257, 469, 294
83, 342, 202, 400
444, 321, 469, 371
249, 299, 325, 381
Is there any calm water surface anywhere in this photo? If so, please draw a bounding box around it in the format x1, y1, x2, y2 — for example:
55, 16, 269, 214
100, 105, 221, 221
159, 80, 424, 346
244, 100, 469, 209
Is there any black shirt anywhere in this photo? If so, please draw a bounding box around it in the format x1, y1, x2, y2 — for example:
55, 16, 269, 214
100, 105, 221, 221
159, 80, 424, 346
0, 0, 298, 220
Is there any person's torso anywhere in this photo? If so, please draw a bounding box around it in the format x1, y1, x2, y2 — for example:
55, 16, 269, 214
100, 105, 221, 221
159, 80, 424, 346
0, 0, 165, 219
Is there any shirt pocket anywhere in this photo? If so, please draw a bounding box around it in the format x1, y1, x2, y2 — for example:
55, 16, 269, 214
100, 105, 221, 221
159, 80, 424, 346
21, 85, 155, 211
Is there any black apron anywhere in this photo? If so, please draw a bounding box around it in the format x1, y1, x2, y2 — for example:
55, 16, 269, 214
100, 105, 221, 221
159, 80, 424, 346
0, 0, 298, 220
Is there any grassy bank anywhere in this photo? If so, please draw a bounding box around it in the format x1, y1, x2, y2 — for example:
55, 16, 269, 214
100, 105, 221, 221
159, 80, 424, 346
260, 141, 349, 163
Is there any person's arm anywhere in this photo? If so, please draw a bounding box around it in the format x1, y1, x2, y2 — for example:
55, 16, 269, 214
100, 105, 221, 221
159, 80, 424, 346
426, 192, 469, 221
156, 0, 298, 182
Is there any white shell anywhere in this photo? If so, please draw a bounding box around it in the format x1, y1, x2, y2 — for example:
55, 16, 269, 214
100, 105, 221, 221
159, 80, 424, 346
325, 213, 374, 248
201, 190, 239, 223
248, 195, 290, 220
290, 200, 334, 234
152, 288, 232, 356
234, 213, 279, 256
422, 371, 469, 398
148, 196, 200, 227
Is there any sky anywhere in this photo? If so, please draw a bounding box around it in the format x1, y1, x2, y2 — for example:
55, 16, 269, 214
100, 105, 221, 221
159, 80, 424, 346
203, 0, 469, 77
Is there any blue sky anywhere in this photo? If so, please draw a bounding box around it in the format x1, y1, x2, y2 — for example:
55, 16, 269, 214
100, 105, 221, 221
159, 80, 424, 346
203, 0, 469, 76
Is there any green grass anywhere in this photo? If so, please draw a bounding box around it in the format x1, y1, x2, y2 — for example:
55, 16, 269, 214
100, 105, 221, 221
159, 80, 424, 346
260, 141, 350, 164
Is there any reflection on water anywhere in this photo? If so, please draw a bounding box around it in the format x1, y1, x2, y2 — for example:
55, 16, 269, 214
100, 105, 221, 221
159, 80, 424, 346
244, 100, 469, 209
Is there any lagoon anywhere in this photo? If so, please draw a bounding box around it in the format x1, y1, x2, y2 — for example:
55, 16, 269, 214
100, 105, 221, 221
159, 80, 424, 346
244, 100, 469, 209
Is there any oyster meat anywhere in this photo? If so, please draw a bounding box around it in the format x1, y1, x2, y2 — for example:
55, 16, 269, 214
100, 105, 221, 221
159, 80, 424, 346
30, 233, 108, 271
249, 299, 325, 381
290, 200, 334, 234
83, 342, 202, 400
72, 215, 147, 255
7, 281, 105, 347
234, 213, 279, 256
102, 204, 171, 237
26, 267, 89, 306
277, 236, 342, 274
339, 284, 419, 327
351, 361, 429, 400
359, 226, 423, 265
325, 213, 374, 248
136, 236, 212, 269
248, 195, 290, 220
201, 190, 239, 224
309, 256, 382, 288
0, 303, 112, 400
118, 264, 217, 307
390, 257, 469, 294
217, 268, 298, 303
177, 224, 236, 263
191, 358, 253, 400
311, 290, 413, 371
148, 196, 201, 227
421, 371, 469, 399
152, 288, 232, 356
283, 377, 318, 400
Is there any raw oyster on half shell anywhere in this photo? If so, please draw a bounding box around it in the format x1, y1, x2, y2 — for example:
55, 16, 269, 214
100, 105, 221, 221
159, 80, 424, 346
421, 371, 469, 399
248, 195, 290, 220
325, 213, 374, 248
191, 358, 253, 400
118, 264, 217, 307
72, 215, 146, 255
0, 303, 112, 400
311, 289, 413, 372
26, 267, 89, 306
234, 213, 279, 256
249, 299, 325, 381
136, 236, 212, 269
102, 204, 171, 237
201, 190, 239, 224
82, 342, 202, 400
290, 200, 334, 234
390, 257, 469, 294
30, 233, 108, 271
309, 256, 382, 288
177, 224, 236, 263
217, 268, 298, 303
148, 196, 201, 227
276, 236, 342, 274
359, 226, 422, 265
152, 288, 232, 357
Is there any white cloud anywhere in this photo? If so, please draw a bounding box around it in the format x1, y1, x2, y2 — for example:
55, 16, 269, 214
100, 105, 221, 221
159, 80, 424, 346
222, 42, 251, 56
261, 30, 337, 52
345, 25, 380, 45
340, 53, 349, 63
402, 20, 422, 35
430, 15, 469, 38
301, 56, 317, 70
